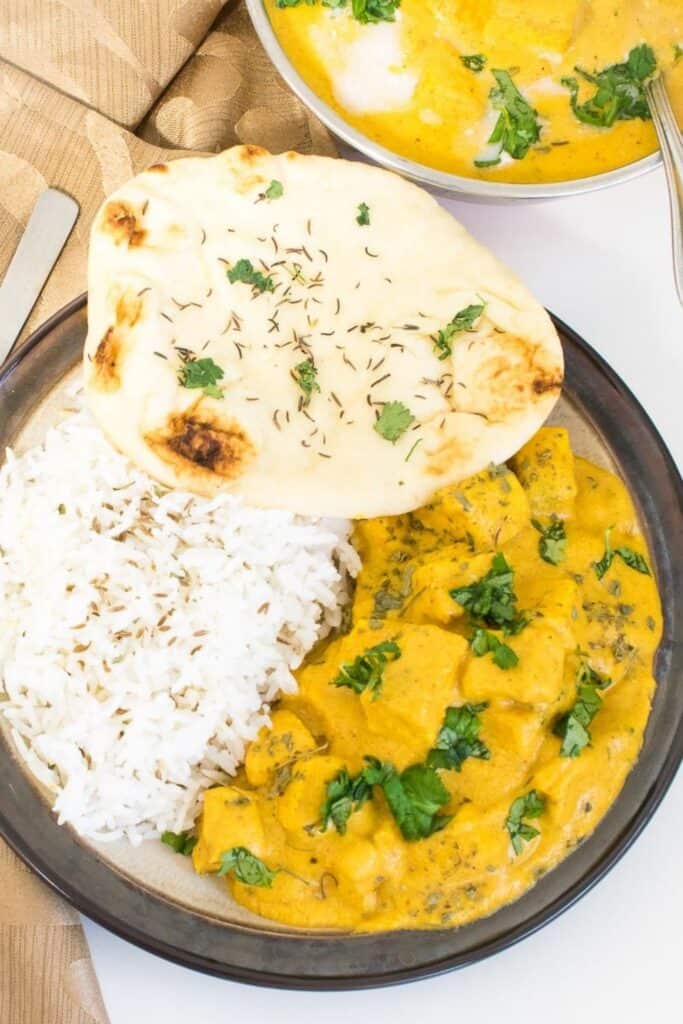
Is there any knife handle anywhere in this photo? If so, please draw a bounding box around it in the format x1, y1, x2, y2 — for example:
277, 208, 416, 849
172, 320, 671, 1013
0, 188, 80, 366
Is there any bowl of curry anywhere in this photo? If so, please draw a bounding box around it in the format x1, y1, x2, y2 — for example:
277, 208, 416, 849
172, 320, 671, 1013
246, 0, 683, 198
1, 301, 681, 987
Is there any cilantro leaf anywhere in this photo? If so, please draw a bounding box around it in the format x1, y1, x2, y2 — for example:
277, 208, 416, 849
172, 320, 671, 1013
461, 54, 487, 73
276, 0, 399, 19
333, 640, 401, 700
531, 517, 567, 565
293, 358, 320, 406
433, 302, 486, 360
593, 527, 615, 579
614, 546, 651, 575
264, 179, 284, 200
505, 790, 545, 855
177, 356, 225, 399
227, 258, 274, 293
320, 768, 373, 834
161, 830, 197, 856
554, 658, 611, 757
217, 846, 278, 887
593, 527, 651, 579
450, 553, 528, 635
675, 43, 683, 64
351, 0, 401, 23
562, 44, 656, 128
374, 401, 415, 443
427, 703, 490, 772
363, 757, 451, 841
470, 627, 518, 669
475, 70, 541, 167
356, 202, 370, 226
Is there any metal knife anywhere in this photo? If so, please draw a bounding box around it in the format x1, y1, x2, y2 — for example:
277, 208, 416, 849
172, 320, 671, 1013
0, 188, 80, 366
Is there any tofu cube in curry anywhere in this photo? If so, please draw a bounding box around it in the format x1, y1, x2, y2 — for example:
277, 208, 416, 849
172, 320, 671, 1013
358, 623, 468, 758
510, 427, 577, 518
461, 621, 570, 707
417, 465, 531, 550
193, 786, 264, 874
245, 709, 318, 788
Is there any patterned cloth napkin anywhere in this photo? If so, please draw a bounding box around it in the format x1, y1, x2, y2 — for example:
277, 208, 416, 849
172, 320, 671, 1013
0, 3, 333, 1021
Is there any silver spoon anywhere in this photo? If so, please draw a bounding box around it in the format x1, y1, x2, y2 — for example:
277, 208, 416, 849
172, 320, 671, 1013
645, 75, 683, 308
0, 188, 79, 367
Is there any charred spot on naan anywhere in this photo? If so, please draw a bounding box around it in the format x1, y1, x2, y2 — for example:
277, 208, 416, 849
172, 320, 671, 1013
147, 163, 169, 174
421, 413, 485, 477
146, 410, 254, 481
89, 292, 144, 392
237, 145, 268, 164
91, 328, 122, 392
453, 333, 562, 419
532, 371, 564, 395
226, 145, 273, 195
101, 200, 147, 248
114, 291, 143, 328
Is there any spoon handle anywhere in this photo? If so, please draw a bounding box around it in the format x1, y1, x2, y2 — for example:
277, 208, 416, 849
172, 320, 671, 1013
646, 76, 683, 308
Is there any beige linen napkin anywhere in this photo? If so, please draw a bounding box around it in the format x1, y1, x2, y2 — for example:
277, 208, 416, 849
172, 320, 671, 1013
0, 0, 227, 127
0, 3, 334, 1021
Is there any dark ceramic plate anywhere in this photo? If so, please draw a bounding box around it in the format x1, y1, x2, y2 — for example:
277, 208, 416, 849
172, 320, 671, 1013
0, 296, 681, 989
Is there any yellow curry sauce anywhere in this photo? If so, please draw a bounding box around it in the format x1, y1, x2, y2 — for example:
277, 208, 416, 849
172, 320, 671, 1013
192, 427, 661, 930
267, 0, 683, 184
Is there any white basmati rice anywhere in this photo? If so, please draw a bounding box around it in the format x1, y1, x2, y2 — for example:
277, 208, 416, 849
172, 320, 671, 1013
0, 406, 359, 844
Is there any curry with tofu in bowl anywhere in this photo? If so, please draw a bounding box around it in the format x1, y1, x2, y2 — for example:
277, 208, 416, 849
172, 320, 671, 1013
190, 425, 661, 931
264, 0, 683, 186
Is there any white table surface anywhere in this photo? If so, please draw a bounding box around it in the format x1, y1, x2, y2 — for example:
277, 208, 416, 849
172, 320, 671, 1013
84, 167, 683, 1024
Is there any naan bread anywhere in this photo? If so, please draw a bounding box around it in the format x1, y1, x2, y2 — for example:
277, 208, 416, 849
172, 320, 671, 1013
84, 146, 563, 518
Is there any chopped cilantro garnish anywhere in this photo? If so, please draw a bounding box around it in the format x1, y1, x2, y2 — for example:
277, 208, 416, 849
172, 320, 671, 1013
333, 640, 401, 700
562, 44, 656, 128
475, 69, 542, 167
675, 43, 683, 64
450, 553, 528, 635
276, 0, 400, 23
293, 358, 320, 405
320, 768, 373, 834
356, 202, 371, 226
531, 517, 567, 565
320, 756, 451, 840
433, 303, 486, 360
374, 401, 415, 443
470, 627, 519, 669
554, 659, 611, 757
427, 703, 490, 772
350, 0, 401, 23
264, 179, 284, 199
161, 830, 197, 856
217, 847, 278, 887
461, 54, 487, 73
362, 757, 451, 841
505, 790, 545, 855
227, 258, 274, 293
177, 356, 225, 399
593, 527, 651, 580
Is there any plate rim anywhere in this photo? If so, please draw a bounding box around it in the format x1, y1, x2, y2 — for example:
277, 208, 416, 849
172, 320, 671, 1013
0, 296, 681, 990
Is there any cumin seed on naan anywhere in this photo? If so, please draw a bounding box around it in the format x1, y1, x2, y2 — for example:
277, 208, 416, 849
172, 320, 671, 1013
84, 146, 563, 518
